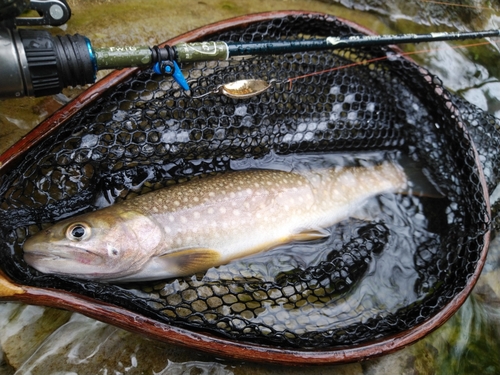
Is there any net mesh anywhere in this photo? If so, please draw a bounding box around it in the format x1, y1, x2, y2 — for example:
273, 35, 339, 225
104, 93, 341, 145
0, 13, 494, 349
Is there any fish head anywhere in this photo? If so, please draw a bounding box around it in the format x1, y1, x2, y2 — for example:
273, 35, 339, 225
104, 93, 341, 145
23, 207, 162, 281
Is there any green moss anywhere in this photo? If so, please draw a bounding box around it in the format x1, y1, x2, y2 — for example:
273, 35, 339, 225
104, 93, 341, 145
413, 294, 500, 375
219, 0, 239, 10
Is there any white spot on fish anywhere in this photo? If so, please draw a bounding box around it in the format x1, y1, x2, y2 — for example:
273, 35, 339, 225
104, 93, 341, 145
219, 207, 226, 214
181, 216, 188, 224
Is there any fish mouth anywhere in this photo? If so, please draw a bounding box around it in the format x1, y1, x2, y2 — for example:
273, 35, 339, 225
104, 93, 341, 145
24, 248, 101, 263
23, 240, 103, 273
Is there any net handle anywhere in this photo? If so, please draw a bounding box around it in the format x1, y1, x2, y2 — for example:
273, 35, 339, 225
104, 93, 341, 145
0, 270, 25, 298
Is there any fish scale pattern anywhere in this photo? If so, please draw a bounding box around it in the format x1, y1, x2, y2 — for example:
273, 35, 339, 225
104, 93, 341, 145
0, 13, 494, 348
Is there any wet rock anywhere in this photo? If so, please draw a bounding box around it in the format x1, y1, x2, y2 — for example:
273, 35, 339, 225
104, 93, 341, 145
319, 0, 494, 29
13, 313, 201, 374
362, 348, 418, 375
0, 303, 72, 370
12, 312, 364, 375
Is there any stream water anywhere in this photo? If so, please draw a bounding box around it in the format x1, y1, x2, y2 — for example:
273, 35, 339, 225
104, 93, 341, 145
1, 0, 500, 374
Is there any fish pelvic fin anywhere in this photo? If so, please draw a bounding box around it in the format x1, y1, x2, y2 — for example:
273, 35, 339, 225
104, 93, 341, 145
289, 228, 330, 242
109, 248, 224, 282
160, 248, 223, 277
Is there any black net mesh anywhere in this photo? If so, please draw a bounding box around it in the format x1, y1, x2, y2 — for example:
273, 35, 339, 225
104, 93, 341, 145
0, 14, 493, 349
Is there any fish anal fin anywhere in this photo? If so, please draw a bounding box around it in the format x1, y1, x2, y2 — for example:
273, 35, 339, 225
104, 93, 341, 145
289, 228, 330, 242
160, 248, 223, 276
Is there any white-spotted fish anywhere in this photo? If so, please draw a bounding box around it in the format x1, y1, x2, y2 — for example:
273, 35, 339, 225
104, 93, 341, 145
23, 162, 407, 282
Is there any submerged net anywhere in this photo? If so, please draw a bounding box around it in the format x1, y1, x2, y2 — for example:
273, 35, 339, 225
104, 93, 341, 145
0, 13, 494, 348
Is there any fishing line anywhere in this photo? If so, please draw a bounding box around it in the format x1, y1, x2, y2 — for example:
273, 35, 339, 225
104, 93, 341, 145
286, 40, 494, 88
192, 40, 493, 98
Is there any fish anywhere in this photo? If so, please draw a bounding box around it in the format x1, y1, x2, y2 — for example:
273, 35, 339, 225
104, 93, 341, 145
23, 162, 407, 282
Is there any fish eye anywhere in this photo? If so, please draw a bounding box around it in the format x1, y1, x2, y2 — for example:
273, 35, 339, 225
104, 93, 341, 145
66, 223, 91, 241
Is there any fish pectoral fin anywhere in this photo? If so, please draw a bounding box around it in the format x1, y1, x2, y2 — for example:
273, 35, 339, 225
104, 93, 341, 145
159, 248, 223, 276
290, 228, 330, 242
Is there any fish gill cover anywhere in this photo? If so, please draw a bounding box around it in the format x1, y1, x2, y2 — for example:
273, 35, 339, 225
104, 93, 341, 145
0, 14, 494, 348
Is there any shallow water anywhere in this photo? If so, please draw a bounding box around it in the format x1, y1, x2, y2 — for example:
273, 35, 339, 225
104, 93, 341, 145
1, 0, 500, 374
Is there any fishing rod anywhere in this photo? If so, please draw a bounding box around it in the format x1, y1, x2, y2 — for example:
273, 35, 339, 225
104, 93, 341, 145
1, 0, 499, 97
97, 28, 500, 91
